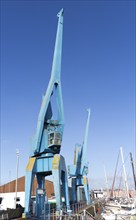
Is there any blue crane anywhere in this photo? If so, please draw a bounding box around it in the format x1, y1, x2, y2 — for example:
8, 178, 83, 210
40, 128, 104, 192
23, 9, 70, 218
68, 109, 91, 205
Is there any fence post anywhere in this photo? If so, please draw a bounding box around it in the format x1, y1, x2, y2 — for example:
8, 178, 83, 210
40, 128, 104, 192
48, 203, 50, 220
83, 209, 86, 220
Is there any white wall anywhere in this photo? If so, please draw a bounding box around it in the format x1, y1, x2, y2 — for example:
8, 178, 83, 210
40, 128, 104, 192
0, 192, 25, 210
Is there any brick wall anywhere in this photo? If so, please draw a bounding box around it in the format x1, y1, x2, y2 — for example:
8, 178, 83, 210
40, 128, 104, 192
0, 176, 54, 198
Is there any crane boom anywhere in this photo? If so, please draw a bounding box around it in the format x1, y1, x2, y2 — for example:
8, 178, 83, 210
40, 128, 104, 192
33, 9, 64, 154
81, 109, 91, 171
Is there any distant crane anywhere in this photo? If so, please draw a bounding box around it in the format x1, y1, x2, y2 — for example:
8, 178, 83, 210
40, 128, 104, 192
68, 109, 91, 205
23, 9, 70, 218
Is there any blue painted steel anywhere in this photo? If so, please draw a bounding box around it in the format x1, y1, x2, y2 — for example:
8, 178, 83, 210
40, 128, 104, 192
68, 109, 91, 205
33, 8, 64, 156
24, 9, 70, 218
52, 155, 70, 211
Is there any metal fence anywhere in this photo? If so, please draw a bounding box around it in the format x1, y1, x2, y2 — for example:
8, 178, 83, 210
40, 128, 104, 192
70, 202, 87, 214
49, 213, 95, 220
37, 201, 95, 220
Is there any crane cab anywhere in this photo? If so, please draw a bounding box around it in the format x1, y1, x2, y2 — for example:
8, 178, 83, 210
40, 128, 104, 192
48, 120, 62, 153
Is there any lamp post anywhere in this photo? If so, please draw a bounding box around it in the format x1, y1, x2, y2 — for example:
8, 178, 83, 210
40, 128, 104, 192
9, 170, 11, 192
15, 149, 19, 208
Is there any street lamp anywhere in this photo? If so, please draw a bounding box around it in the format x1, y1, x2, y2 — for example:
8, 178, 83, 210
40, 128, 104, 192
14, 149, 19, 209
8, 170, 11, 192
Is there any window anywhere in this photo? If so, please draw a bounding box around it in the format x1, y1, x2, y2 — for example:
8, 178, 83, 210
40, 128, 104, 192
0, 197, 3, 204
14, 197, 20, 202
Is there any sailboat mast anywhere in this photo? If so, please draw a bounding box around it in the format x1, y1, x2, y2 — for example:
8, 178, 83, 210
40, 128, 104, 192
120, 147, 129, 199
104, 166, 109, 197
110, 151, 120, 198
130, 152, 136, 191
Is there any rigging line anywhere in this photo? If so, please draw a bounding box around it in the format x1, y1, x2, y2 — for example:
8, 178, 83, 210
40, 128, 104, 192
110, 150, 120, 197
116, 152, 130, 177
118, 170, 123, 196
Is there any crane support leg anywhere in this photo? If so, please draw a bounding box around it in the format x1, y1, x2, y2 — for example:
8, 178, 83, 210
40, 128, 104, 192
71, 178, 77, 203
24, 158, 36, 216
35, 174, 45, 217
52, 155, 70, 212
77, 187, 80, 203
83, 176, 90, 205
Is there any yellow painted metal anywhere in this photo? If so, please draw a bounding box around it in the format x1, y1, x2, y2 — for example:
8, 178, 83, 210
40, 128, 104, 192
74, 147, 79, 165
74, 148, 76, 165
26, 158, 36, 171
83, 176, 87, 185
52, 155, 60, 169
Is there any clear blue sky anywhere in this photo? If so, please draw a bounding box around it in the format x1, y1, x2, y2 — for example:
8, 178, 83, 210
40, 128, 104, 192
1, 0, 135, 189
